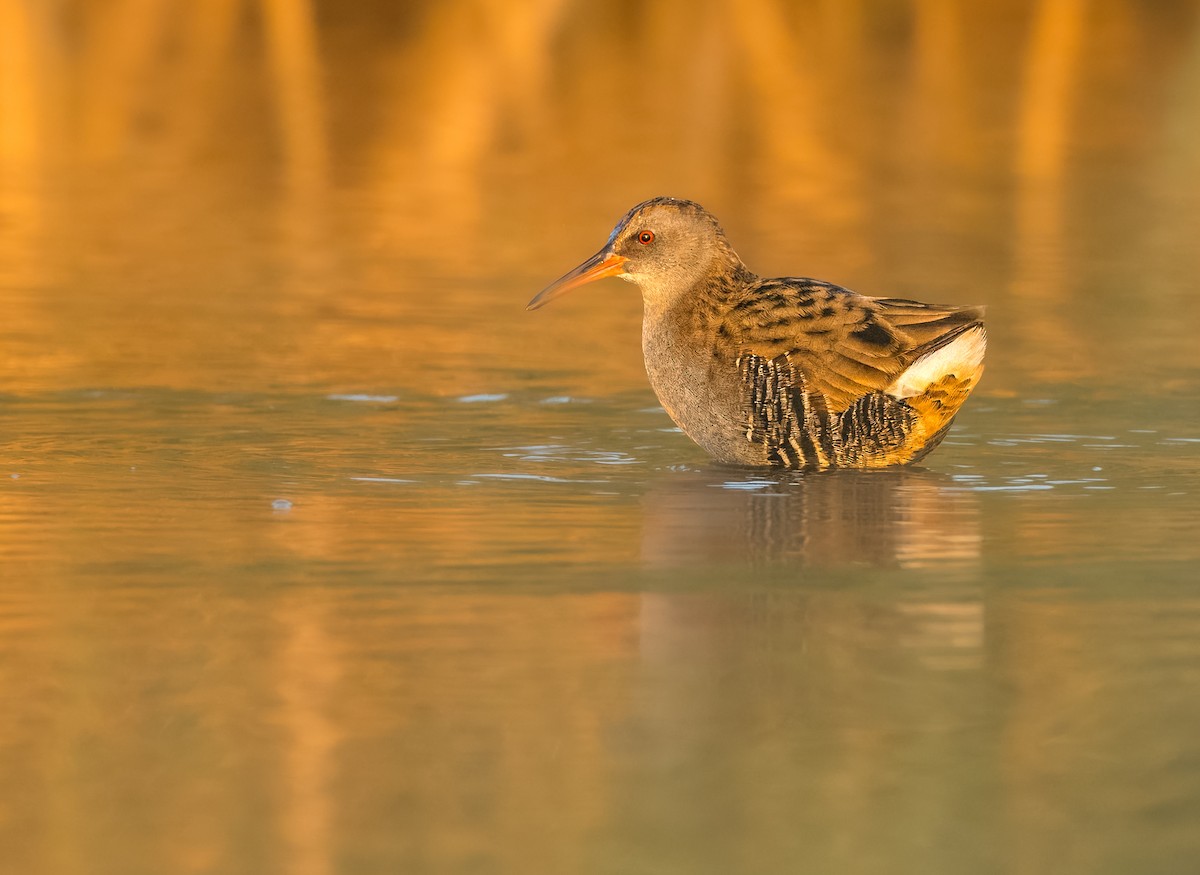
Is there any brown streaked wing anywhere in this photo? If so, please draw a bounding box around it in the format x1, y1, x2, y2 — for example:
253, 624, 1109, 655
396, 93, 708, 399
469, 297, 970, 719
729, 281, 984, 413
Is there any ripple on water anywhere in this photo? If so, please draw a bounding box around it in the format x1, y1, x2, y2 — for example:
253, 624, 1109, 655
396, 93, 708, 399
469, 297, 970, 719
718, 479, 781, 492
499, 444, 644, 466
327, 393, 399, 403
469, 473, 607, 484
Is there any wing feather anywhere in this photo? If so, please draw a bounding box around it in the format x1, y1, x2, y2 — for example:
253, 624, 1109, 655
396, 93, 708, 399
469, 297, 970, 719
727, 280, 985, 412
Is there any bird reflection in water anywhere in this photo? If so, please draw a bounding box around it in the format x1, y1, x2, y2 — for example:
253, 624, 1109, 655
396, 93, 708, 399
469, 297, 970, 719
638, 468, 985, 670
640, 467, 981, 570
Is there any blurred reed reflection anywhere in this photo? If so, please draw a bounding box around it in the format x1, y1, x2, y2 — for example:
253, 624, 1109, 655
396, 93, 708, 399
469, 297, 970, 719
0, 0, 1198, 397
13, 568, 1198, 874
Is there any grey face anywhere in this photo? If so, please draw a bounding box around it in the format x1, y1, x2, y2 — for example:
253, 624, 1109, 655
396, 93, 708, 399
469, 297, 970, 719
526, 197, 730, 312
609, 199, 725, 288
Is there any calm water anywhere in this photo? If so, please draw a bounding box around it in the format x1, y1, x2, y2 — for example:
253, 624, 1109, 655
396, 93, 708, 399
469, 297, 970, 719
2, 2, 1200, 873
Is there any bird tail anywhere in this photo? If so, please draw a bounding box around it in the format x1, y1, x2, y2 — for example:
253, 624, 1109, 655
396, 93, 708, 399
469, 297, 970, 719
886, 323, 987, 442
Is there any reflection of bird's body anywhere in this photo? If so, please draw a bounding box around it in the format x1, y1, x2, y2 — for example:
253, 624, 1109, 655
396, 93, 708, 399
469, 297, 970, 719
528, 197, 986, 470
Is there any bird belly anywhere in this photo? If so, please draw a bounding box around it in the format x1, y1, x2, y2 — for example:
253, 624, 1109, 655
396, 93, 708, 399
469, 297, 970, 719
642, 331, 766, 466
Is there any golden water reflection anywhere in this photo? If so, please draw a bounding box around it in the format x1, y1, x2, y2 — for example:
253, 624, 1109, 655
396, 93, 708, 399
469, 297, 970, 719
4, 577, 1199, 873
0, 0, 1198, 395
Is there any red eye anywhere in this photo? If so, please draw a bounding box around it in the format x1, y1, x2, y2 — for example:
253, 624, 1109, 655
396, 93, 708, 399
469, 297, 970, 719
637, 230, 655, 245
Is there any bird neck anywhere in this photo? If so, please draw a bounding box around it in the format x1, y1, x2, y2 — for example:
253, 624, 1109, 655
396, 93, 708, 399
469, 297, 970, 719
639, 250, 755, 324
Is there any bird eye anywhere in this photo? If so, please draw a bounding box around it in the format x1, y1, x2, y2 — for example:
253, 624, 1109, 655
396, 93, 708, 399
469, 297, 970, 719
637, 230, 655, 245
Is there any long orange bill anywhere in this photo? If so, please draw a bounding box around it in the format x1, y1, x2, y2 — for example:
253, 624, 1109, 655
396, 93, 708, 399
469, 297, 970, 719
526, 250, 629, 311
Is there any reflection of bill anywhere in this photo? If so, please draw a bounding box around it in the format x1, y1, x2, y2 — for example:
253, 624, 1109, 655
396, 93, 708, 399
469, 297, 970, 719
640, 467, 981, 570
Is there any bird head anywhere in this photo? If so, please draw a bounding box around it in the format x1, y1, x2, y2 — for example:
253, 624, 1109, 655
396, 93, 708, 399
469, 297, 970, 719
526, 198, 744, 313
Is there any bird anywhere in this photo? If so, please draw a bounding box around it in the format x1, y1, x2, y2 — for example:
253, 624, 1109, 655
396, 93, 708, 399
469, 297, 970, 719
527, 197, 986, 470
